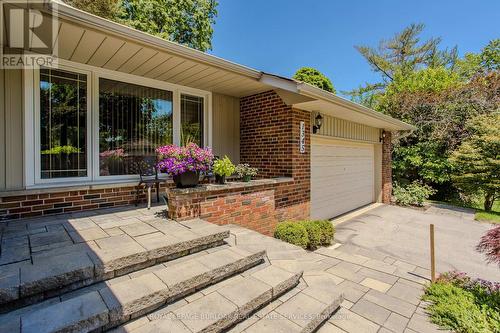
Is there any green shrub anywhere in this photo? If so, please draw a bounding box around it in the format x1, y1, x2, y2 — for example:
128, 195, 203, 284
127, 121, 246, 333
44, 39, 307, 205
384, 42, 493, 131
274, 222, 309, 249
275, 220, 335, 250
393, 181, 436, 206
423, 279, 500, 333
213, 156, 235, 177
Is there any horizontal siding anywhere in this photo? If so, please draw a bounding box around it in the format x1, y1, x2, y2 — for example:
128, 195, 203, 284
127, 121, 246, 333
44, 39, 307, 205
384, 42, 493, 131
212, 93, 240, 163
313, 114, 380, 143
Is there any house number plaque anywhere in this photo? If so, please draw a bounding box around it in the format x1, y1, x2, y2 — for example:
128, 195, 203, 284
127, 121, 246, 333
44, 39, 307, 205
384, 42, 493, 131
299, 121, 305, 153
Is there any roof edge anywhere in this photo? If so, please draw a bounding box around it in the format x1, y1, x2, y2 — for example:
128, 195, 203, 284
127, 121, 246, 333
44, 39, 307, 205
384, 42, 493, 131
297, 82, 416, 131
48, 0, 262, 79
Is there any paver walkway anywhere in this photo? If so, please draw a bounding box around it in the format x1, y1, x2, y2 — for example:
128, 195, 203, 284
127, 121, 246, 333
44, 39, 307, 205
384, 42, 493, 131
224, 225, 446, 333
1, 205, 448, 332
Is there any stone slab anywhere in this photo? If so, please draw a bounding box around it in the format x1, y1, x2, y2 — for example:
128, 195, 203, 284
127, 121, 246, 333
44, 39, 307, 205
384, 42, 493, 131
21, 291, 109, 333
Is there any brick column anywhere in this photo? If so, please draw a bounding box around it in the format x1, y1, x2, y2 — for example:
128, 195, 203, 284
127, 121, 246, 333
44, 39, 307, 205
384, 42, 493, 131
240, 90, 310, 222
382, 131, 392, 204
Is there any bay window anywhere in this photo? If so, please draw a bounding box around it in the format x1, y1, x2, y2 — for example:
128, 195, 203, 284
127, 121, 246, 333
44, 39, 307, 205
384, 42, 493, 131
32, 63, 209, 185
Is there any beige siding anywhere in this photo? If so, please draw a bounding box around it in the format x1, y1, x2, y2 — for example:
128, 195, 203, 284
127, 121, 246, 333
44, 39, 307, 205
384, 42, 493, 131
212, 93, 240, 163
374, 143, 382, 202
313, 114, 381, 143
0, 69, 5, 190
3, 69, 24, 190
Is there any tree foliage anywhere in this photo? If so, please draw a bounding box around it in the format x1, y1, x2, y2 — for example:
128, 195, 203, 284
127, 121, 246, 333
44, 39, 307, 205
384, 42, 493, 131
347, 23, 458, 102
64, 0, 121, 20
449, 113, 500, 211
293, 67, 335, 93
64, 0, 218, 51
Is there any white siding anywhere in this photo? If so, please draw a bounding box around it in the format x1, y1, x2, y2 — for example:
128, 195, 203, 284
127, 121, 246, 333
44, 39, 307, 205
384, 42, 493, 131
313, 114, 380, 143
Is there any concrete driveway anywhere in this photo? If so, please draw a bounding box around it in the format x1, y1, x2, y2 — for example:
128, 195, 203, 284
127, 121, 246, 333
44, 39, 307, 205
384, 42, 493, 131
335, 204, 499, 281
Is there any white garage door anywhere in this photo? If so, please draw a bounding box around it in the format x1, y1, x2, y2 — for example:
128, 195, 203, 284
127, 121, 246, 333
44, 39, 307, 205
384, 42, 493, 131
311, 137, 375, 220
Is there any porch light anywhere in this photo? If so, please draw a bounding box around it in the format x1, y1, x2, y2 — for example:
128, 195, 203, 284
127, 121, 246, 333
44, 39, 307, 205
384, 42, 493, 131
379, 131, 386, 143
313, 113, 323, 134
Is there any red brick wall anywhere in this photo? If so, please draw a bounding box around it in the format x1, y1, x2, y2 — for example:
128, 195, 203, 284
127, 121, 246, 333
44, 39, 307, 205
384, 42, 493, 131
0, 184, 168, 221
382, 131, 392, 204
167, 180, 309, 236
240, 91, 310, 217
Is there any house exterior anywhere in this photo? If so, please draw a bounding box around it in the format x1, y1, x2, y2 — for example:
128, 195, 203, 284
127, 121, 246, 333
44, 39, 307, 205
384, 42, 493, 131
0, 1, 413, 232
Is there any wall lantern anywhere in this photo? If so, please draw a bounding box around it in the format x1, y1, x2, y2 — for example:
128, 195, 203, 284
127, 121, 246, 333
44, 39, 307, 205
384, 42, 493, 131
379, 131, 386, 143
313, 113, 323, 134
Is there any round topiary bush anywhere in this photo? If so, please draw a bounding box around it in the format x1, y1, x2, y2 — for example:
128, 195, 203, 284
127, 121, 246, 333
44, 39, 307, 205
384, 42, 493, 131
311, 220, 335, 246
299, 221, 323, 250
274, 222, 309, 249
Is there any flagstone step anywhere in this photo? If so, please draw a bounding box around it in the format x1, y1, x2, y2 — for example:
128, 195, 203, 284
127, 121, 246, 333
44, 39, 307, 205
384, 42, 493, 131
1, 246, 266, 333
0, 222, 230, 312
110, 265, 303, 333
238, 284, 344, 333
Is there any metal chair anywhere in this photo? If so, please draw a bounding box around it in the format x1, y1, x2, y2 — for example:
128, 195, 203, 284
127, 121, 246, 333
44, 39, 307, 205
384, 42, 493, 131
132, 156, 164, 209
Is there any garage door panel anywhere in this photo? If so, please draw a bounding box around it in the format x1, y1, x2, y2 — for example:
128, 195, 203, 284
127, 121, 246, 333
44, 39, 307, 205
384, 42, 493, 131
311, 138, 375, 220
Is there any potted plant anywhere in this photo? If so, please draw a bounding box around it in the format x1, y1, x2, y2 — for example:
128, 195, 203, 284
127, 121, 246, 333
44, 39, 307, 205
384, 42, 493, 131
156, 143, 213, 188
235, 163, 258, 182
213, 156, 235, 184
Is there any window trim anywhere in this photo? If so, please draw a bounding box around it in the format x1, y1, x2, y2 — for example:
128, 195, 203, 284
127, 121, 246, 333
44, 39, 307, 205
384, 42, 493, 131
25, 58, 212, 187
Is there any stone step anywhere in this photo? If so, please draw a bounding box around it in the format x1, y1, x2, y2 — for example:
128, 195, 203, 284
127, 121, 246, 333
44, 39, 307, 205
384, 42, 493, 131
237, 284, 344, 333
110, 265, 303, 333
0, 222, 229, 312
0, 246, 266, 333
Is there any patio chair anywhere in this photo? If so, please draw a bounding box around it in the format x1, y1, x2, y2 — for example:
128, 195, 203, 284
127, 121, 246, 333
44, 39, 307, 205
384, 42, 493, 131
132, 156, 164, 209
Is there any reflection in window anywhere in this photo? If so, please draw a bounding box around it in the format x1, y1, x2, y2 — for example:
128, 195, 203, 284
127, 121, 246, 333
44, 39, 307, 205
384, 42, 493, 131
99, 78, 173, 176
181, 94, 204, 146
40, 68, 87, 179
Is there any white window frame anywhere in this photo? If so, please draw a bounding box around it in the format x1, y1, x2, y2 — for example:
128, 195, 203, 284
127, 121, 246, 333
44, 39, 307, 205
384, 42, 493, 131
24, 58, 212, 187
33, 63, 93, 185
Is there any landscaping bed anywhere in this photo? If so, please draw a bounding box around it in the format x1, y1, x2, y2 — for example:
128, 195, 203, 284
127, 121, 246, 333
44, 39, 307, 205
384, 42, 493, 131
423, 271, 500, 333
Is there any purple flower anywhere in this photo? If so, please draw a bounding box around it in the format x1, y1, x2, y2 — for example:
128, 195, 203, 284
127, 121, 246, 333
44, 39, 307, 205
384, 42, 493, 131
156, 144, 213, 176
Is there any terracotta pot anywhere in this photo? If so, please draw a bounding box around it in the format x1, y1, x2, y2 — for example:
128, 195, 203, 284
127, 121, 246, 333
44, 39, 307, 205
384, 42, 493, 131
172, 171, 199, 188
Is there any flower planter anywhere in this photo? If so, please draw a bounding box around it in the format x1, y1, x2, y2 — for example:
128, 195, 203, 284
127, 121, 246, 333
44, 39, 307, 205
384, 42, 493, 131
172, 170, 199, 188
242, 175, 252, 182
215, 174, 226, 184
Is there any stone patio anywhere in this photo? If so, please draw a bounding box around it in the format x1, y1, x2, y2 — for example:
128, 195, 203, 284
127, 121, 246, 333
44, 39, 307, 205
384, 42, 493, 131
0, 205, 446, 332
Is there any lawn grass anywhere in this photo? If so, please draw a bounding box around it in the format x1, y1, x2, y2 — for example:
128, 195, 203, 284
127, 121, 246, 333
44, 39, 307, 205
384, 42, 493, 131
427, 200, 500, 224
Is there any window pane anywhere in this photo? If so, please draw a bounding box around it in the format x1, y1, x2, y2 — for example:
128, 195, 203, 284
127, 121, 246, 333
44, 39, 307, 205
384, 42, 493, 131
181, 94, 204, 146
99, 78, 173, 176
40, 68, 87, 179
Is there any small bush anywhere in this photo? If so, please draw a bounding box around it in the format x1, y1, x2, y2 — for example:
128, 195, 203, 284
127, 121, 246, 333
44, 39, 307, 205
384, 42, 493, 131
274, 222, 309, 249
275, 220, 334, 250
393, 181, 436, 206
423, 272, 500, 333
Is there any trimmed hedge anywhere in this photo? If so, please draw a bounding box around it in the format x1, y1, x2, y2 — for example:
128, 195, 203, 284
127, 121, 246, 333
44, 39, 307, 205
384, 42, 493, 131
274, 220, 335, 250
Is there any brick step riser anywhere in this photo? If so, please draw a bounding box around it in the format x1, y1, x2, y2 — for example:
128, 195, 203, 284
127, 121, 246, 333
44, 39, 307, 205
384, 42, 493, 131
0, 234, 228, 313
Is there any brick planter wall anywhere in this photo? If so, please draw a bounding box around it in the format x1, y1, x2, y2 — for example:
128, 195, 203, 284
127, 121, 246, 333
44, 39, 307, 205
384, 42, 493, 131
240, 91, 310, 220
382, 131, 393, 204
0, 184, 169, 221
166, 179, 305, 236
